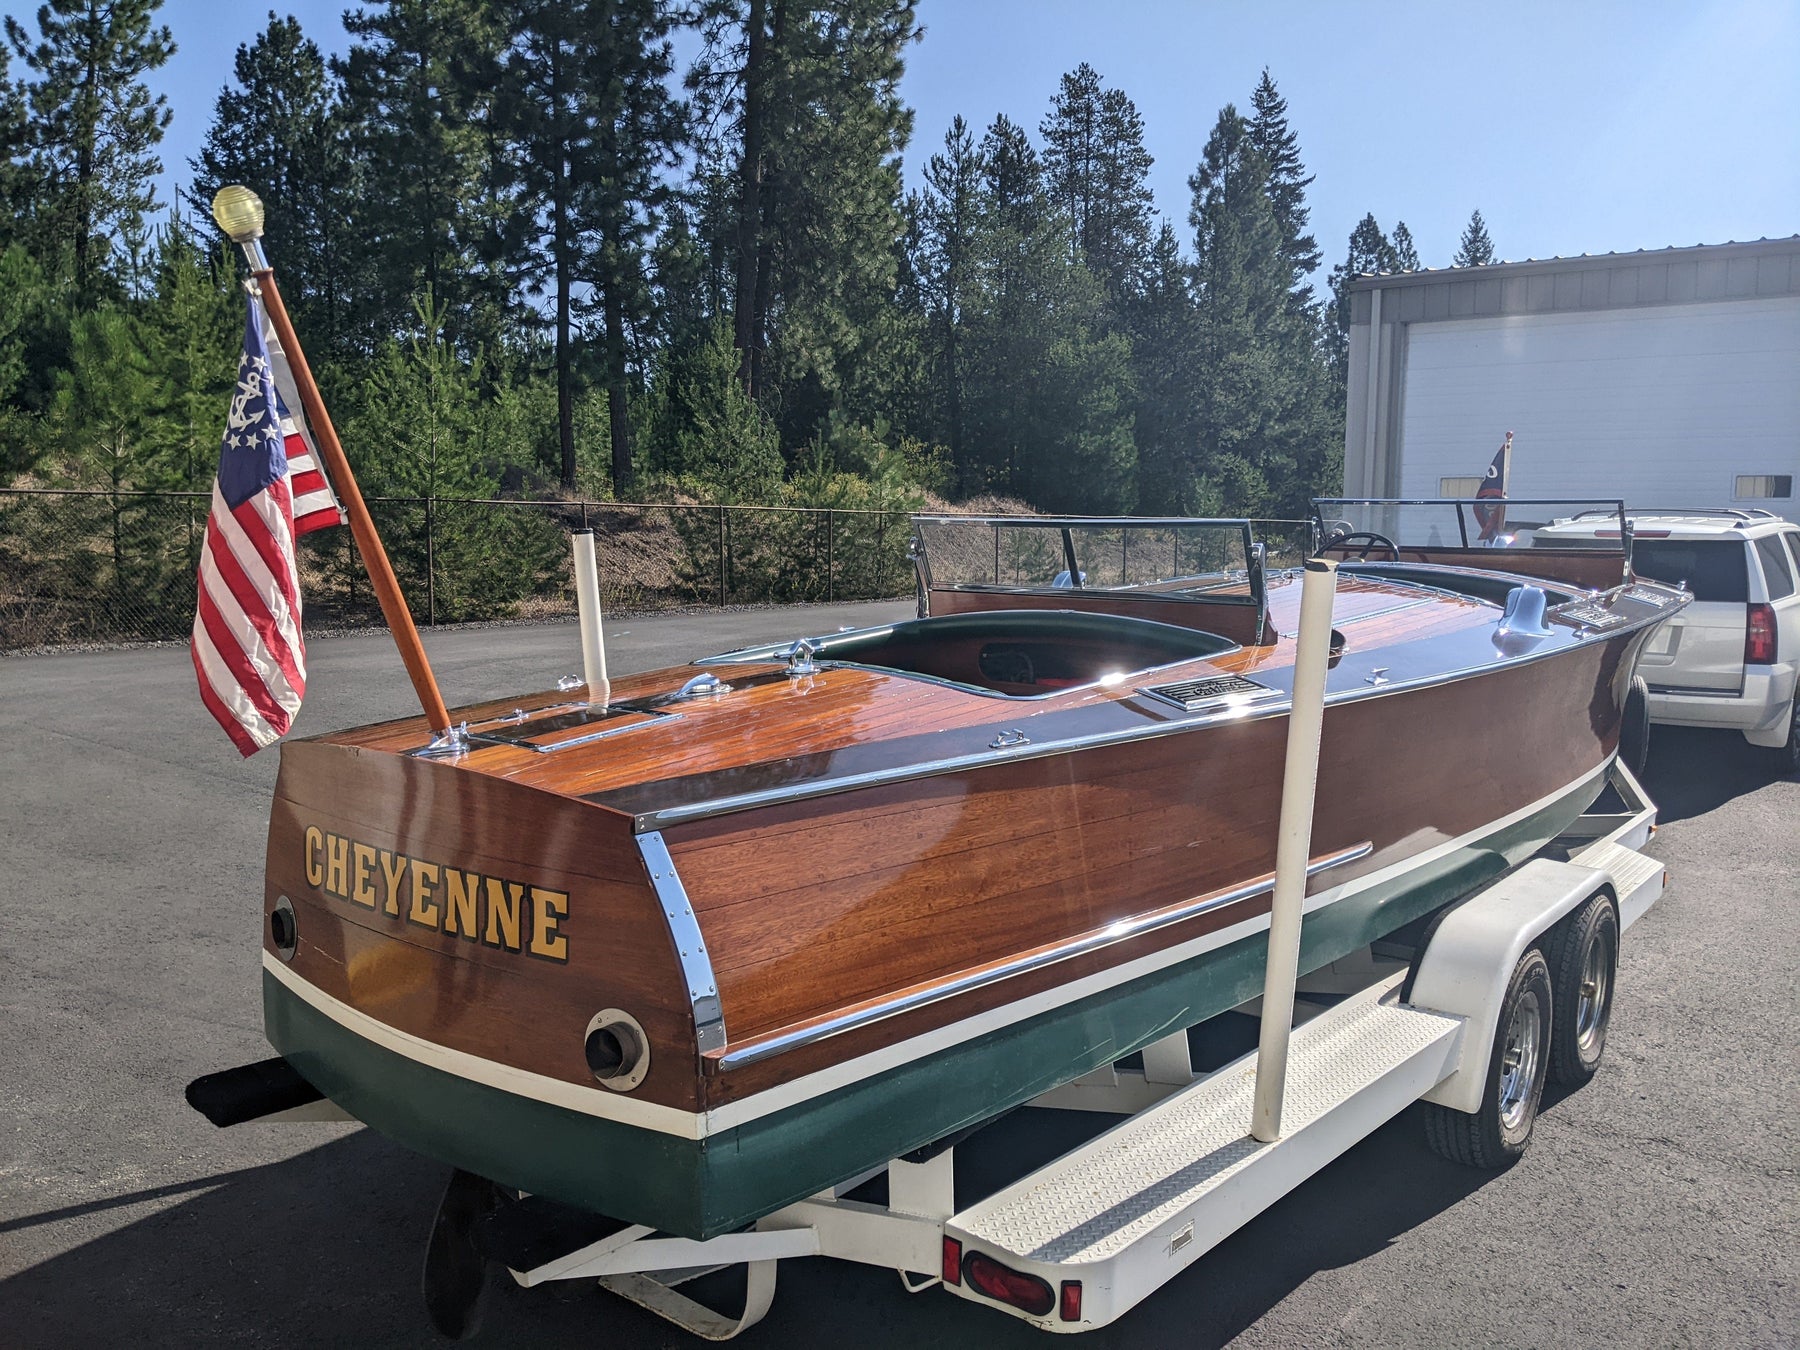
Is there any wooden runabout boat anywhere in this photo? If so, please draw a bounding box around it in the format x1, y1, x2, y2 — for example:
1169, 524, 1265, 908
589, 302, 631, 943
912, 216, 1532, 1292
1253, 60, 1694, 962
238, 507, 1685, 1242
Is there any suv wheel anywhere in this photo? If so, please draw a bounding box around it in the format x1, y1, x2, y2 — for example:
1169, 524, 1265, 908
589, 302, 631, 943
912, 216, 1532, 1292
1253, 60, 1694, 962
1774, 691, 1800, 779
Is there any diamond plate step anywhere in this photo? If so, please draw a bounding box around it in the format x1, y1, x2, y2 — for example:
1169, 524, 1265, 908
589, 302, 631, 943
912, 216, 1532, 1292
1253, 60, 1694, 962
947, 980, 1461, 1325
1568, 837, 1665, 929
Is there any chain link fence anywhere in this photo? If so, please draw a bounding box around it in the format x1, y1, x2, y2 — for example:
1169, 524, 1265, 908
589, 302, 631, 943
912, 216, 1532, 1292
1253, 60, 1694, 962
0, 487, 1318, 651
0, 489, 921, 650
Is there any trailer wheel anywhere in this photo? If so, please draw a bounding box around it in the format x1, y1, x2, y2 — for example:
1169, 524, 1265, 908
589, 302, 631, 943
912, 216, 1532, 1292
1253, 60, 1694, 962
1424, 948, 1553, 1168
1545, 893, 1619, 1086
1620, 675, 1651, 776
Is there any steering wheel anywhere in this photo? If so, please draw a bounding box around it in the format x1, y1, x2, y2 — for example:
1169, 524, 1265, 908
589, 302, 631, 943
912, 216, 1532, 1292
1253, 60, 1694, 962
1319, 529, 1401, 562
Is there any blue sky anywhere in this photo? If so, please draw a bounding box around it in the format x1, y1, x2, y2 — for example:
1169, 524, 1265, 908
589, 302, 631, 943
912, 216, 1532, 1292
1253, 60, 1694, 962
8, 0, 1797, 275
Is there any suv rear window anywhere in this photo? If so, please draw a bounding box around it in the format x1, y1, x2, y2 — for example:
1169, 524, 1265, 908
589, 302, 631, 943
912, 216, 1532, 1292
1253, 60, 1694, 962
1630, 540, 1748, 602
1754, 535, 1796, 600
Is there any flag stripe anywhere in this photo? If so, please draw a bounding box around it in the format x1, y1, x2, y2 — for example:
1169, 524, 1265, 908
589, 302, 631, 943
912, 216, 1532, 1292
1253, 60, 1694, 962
218, 480, 303, 624
192, 612, 284, 752
200, 527, 305, 703
196, 583, 296, 732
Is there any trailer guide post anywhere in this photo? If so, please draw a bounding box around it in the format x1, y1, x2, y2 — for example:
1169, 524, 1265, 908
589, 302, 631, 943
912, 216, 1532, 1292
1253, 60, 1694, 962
1252, 557, 1338, 1143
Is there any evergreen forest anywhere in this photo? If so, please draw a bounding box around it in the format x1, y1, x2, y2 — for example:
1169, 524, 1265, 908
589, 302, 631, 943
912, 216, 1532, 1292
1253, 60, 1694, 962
0, 0, 1502, 532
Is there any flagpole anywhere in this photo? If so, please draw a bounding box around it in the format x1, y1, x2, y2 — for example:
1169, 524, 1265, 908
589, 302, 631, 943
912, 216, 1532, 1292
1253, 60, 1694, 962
211, 186, 455, 739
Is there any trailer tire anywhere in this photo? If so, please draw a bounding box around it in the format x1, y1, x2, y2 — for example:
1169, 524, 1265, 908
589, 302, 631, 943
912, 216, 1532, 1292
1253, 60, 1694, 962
1423, 948, 1553, 1169
1620, 675, 1651, 776
1546, 893, 1618, 1086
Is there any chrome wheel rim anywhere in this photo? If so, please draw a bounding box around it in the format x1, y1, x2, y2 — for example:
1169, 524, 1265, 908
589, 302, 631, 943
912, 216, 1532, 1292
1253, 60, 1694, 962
1575, 931, 1614, 1055
1498, 990, 1544, 1132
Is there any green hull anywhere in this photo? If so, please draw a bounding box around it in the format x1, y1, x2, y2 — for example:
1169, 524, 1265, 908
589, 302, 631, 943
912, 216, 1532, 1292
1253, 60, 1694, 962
265, 769, 1602, 1240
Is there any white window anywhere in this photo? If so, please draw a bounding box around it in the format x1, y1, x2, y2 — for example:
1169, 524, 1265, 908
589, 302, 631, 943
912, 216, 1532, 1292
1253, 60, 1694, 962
1735, 474, 1793, 500
1439, 476, 1484, 497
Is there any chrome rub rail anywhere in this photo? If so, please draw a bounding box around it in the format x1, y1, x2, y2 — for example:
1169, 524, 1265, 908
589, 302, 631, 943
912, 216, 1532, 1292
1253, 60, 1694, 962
713, 840, 1373, 1071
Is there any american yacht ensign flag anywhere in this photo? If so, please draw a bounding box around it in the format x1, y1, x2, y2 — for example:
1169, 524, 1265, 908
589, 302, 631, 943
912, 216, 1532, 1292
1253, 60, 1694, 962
191, 296, 342, 755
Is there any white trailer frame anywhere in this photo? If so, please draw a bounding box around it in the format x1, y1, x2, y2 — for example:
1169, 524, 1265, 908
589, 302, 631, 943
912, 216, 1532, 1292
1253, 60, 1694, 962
453, 757, 1662, 1339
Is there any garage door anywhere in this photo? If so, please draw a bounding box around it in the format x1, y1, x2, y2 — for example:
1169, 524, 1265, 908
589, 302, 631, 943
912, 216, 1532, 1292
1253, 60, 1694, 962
1396, 295, 1800, 509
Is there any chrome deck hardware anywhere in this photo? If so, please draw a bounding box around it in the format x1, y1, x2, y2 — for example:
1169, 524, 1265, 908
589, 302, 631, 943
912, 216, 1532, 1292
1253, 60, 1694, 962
785, 638, 819, 678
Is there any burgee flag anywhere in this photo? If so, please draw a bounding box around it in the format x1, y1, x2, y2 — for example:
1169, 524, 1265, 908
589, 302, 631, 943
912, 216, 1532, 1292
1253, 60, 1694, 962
1473, 431, 1512, 543
191, 296, 342, 755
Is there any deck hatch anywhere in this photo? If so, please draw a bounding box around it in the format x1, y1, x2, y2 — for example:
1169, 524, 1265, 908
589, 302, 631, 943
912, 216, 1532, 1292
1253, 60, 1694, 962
1140, 674, 1279, 713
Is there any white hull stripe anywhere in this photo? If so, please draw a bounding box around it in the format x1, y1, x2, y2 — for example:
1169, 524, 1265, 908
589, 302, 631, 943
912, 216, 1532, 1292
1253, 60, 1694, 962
268, 759, 1609, 1140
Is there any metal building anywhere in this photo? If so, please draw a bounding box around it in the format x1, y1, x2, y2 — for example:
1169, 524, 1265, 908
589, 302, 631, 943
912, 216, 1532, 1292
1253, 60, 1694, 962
1342, 236, 1800, 508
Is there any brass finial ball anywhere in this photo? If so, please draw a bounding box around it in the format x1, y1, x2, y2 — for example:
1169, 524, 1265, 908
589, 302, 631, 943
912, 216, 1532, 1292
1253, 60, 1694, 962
210, 185, 265, 242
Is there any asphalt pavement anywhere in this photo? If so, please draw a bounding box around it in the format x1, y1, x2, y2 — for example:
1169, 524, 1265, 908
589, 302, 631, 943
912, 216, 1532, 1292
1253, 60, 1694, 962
1, 604, 1795, 1348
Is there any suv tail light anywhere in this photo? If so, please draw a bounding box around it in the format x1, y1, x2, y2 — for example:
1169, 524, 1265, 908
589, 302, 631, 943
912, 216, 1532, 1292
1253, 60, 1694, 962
1746, 604, 1778, 665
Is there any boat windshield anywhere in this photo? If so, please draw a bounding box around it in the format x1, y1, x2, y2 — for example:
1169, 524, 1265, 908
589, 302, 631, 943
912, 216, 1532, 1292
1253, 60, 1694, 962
914, 515, 1257, 596
1314, 499, 1630, 553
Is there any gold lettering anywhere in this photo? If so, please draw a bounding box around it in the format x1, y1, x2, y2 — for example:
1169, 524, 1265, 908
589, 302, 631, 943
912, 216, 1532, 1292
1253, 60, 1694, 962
484, 879, 524, 951
307, 829, 566, 959
409, 858, 442, 929
303, 826, 324, 888
528, 888, 569, 962
443, 870, 479, 938
351, 842, 377, 908
378, 849, 407, 917
326, 834, 349, 899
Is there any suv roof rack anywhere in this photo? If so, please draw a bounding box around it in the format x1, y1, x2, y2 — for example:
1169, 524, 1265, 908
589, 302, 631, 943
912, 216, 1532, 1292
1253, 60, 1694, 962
1613, 507, 1780, 526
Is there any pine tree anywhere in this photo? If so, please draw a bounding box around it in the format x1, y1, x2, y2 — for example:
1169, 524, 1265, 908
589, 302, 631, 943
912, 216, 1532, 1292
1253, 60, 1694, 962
958, 127, 1136, 513
5, 0, 175, 298
1247, 69, 1320, 307
1189, 104, 1328, 517
499, 0, 682, 491
1326, 213, 1399, 375
916, 114, 983, 475
1039, 62, 1153, 299
0, 53, 31, 251
979, 114, 1042, 236
191, 15, 364, 362
1391, 220, 1420, 272
1126, 221, 1201, 512
1453, 209, 1495, 267
690, 0, 918, 446
337, 0, 506, 349
137, 212, 239, 493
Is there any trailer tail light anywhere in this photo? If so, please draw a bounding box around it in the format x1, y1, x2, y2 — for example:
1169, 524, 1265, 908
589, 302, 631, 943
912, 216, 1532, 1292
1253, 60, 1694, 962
1060, 1280, 1083, 1322
963, 1251, 1056, 1316
1746, 604, 1778, 665
941, 1237, 961, 1286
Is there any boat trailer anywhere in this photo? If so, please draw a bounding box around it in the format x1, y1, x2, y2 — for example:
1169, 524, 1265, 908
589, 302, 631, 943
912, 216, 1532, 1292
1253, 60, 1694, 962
190, 757, 1663, 1339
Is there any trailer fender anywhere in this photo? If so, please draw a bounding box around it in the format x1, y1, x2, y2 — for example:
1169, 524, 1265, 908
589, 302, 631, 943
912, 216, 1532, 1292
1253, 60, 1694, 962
1409, 858, 1616, 1115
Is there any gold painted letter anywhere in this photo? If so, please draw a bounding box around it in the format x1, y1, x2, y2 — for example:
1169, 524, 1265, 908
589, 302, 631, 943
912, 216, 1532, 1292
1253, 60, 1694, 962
443, 870, 480, 939
325, 833, 349, 899
528, 888, 569, 962
409, 858, 442, 930
484, 879, 524, 952
303, 826, 324, 888
351, 842, 377, 909
378, 849, 407, 917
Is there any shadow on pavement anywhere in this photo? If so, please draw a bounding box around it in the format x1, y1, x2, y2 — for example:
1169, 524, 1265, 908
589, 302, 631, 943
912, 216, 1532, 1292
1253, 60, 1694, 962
1638, 724, 1781, 824
0, 1106, 1499, 1350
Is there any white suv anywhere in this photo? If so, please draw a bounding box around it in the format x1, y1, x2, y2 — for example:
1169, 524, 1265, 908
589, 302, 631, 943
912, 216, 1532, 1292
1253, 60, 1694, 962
1536, 509, 1800, 773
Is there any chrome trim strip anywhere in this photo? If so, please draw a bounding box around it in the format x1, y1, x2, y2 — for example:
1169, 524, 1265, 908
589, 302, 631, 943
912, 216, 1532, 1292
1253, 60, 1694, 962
714, 841, 1373, 1071
629, 587, 1686, 832
636, 833, 726, 1055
